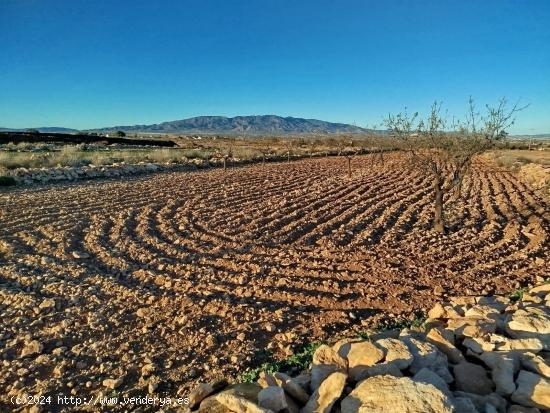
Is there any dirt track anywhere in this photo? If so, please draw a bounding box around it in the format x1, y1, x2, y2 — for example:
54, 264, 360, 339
0, 153, 549, 409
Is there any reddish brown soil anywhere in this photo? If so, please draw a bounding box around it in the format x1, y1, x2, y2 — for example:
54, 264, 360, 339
0, 154, 548, 409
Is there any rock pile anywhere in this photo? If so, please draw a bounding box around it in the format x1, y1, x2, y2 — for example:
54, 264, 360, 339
187, 283, 550, 412
6, 159, 209, 185
4, 154, 307, 186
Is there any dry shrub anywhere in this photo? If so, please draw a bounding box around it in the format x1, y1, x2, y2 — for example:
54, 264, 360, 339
146, 149, 180, 163
231, 147, 260, 160
182, 148, 212, 160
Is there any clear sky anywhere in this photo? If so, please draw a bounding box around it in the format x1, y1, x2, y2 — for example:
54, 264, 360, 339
1, 0, 549, 133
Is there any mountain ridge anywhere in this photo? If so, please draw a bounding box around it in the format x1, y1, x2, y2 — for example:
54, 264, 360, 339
87, 115, 369, 134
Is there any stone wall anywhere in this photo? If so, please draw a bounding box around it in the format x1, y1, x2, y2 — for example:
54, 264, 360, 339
5, 158, 229, 186
187, 283, 550, 412
3, 155, 313, 186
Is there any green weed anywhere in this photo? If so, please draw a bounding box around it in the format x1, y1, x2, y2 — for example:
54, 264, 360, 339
240, 342, 322, 383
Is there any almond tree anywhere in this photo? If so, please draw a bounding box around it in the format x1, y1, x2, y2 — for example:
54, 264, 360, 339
336, 137, 360, 178
212, 146, 233, 171
258, 146, 272, 165
307, 139, 319, 158
364, 125, 386, 166
385, 97, 527, 233
283, 140, 293, 163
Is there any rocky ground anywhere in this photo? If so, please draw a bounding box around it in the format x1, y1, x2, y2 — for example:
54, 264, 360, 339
5, 158, 222, 185
0, 154, 548, 412
188, 282, 550, 413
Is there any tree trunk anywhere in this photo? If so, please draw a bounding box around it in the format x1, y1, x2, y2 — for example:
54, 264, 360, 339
262, 154, 265, 165
347, 157, 352, 178
223, 157, 226, 171
433, 177, 445, 233
287, 152, 290, 163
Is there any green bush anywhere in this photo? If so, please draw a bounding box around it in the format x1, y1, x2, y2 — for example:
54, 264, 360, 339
0, 176, 16, 186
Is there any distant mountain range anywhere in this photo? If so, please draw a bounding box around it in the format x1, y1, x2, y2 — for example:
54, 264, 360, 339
1, 116, 549, 137
88, 115, 369, 134
0, 127, 79, 133
0, 116, 368, 135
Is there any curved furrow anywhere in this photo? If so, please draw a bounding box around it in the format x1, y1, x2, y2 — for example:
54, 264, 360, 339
295, 171, 417, 246
339, 174, 430, 247
270, 171, 408, 245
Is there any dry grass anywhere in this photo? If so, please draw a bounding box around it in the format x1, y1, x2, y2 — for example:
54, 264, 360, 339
488, 149, 550, 170
486, 149, 550, 200
0, 134, 401, 170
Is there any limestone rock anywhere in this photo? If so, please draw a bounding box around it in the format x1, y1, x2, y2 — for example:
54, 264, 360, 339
310, 345, 347, 390
332, 338, 363, 356
356, 362, 403, 381
200, 383, 262, 412
463, 337, 495, 354
189, 380, 228, 409
480, 352, 518, 396
451, 397, 479, 413
273, 372, 310, 405
428, 303, 446, 319
258, 372, 284, 388
338, 341, 384, 381
214, 393, 273, 413
21, 340, 43, 357
102, 377, 123, 390
465, 305, 502, 320
341, 375, 454, 413
426, 327, 465, 364
258, 386, 288, 412
313, 344, 348, 368
452, 391, 506, 413
448, 317, 497, 337
301, 371, 346, 413
401, 335, 453, 383
477, 296, 509, 312
506, 310, 550, 348
511, 370, 550, 409
375, 338, 413, 370
413, 367, 451, 396
520, 352, 550, 379
39, 298, 56, 309
453, 362, 494, 395
497, 337, 544, 352
530, 284, 550, 296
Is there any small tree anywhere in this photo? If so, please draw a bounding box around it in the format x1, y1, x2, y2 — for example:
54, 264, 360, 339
116, 130, 126, 137
212, 146, 233, 171
385, 97, 527, 233
363, 125, 386, 166
307, 139, 319, 158
335, 137, 359, 178
283, 140, 293, 163
259, 147, 272, 165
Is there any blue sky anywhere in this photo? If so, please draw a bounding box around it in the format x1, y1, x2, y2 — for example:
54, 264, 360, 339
1, 0, 549, 133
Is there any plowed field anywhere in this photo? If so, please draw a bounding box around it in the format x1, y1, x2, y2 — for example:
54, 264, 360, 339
1, 153, 548, 407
